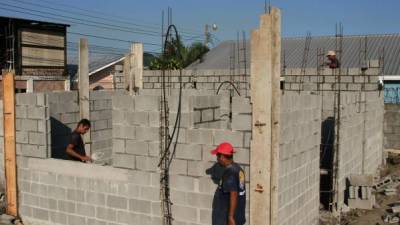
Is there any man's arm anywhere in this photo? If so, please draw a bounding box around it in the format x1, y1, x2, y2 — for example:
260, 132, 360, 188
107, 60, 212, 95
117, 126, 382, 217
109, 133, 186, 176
229, 191, 238, 225
66, 144, 91, 162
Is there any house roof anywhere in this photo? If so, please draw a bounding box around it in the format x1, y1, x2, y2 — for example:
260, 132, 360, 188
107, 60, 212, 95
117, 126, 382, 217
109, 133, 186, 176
188, 33, 400, 75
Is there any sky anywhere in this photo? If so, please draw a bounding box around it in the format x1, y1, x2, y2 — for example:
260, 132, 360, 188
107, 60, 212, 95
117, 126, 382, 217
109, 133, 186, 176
0, 0, 399, 55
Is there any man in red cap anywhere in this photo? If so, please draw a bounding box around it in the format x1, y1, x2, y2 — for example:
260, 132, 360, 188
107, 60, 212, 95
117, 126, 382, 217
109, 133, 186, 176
211, 142, 246, 225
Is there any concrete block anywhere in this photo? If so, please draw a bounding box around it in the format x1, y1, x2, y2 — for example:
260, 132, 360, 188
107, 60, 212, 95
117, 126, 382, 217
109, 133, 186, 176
16, 106, 27, 118
213, 130, 243, 147
135, 127, 159, 141
170, 175, 195, 192
93, 120, 109, 131
125, 111, 149, 126
134, 95, 160, 111
112, 94, 134, 110
148, 112, 160, 127
113, 153, 135, 169
139, 186, 160, 201
91, 110, 112, 121
232, 97, 251, 113
169, 159, 188, 175
32, 207, 49, 221
49, 211, 67, 225
27, 106, 46, 119
128, 199, 151, 214
16, 131, 29, 144
28, 132, 45, 145
175, 143, 202, 160
20, 119, 37, 132
68, 215, 86, 225
188, 161, 213, 177
96, 206, 117, 221
112, 110, 125, 124
66, 189, 85, 202
16, 93, 37, 105
23, 193, 39, 206
232, 114, 252, 131
187, 192, 213, 208
58, 200, 76, 213
113, 139, 125, 153
135, 156, 158, 172
148, 142, 160, 157
201, 108, 215, 121
107, 195, 128, 210
86, 192, 106, 205
117, 211, 139, 224
171, 204, 198, 223
186, 129, 213, 145
112, 125, 135, 140
48, 185, 66, 200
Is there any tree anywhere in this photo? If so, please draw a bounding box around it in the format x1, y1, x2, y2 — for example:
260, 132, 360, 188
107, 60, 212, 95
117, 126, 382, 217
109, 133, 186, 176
149, 38, 209, 70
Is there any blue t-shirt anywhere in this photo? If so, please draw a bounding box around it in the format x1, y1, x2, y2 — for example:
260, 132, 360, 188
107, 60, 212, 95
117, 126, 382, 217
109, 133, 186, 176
212, 163, 246, 225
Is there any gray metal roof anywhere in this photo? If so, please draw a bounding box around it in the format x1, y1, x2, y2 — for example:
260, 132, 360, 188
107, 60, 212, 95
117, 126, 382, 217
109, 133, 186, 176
188, 34, 400, 75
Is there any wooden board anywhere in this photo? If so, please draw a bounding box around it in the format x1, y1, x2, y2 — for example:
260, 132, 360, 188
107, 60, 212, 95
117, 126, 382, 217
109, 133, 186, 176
3, 72, 18, 216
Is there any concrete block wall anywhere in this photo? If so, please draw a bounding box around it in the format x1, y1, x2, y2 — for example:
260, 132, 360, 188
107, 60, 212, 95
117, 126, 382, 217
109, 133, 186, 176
384, 104, 400, 149
114, 65, 125, 90
278, 92, 321, 225
111, 91, 251, 225
283, 67, 381, 92
89, 91, 113, 164
141, 69, 250, 96
320, 91, 384, 209
16, 93, 49, 158
17, 157, 162, 225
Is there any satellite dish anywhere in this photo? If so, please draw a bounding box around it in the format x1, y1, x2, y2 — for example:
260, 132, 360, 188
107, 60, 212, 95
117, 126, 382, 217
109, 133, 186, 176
212, 23, 218, 31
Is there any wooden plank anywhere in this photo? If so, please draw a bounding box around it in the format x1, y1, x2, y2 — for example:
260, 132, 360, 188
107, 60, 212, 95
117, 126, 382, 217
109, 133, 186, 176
385, 149, 400, 154
78, 38, 91, 155
3, 71, 18, 216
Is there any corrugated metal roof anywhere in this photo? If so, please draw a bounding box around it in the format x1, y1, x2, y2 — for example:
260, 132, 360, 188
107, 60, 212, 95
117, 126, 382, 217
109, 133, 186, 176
188, 34, 400, 75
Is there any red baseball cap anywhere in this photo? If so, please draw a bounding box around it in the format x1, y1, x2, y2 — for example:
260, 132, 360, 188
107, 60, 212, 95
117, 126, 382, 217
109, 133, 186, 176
210, 142, 235, 155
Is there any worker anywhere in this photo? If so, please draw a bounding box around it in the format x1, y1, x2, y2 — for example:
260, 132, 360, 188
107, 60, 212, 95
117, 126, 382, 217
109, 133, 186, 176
65, 119, 92, 162
326, 50, 340, 69
211, 142, 246, 225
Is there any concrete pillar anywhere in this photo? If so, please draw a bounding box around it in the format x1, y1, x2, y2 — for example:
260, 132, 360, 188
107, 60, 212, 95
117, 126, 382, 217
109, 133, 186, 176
132, 43, 143, 91
250, 8, 281, 225
64, 79, 71, 91
26, 78, 33, 93
78, 38, 91, 155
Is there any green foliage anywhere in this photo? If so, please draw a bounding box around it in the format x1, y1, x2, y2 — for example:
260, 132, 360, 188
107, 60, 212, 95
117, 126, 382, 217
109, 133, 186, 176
149, 37, 209, 70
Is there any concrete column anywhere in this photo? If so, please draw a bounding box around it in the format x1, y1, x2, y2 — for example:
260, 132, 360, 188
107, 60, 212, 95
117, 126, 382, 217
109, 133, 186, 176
78, 38, 91, 155
250, 8, 281, 225
64, 79, 71, 91
26, 78, 33, 93
132, 43, 143, 91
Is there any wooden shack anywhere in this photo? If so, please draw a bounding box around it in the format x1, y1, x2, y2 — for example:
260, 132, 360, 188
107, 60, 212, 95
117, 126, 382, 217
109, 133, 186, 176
0, 16, 69, 77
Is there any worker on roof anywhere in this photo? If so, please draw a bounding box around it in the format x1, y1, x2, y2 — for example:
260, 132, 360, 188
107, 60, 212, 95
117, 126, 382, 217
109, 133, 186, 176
65, 119, 92, 162
326, 50, 340, 69
211, 142, 246, 225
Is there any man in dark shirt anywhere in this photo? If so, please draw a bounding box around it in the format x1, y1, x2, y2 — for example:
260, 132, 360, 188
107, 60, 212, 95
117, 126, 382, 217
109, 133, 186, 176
211, 142, 246, 225
326, 50, 341, 69
66, 119, 92, 162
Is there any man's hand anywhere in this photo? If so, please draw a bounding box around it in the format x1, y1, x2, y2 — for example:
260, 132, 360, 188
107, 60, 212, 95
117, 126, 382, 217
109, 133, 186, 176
228, 216, 236, 225
81, 155, 92, 162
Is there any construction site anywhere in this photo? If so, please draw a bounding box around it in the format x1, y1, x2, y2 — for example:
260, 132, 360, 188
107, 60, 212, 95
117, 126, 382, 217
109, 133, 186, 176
0, 2, 399, 225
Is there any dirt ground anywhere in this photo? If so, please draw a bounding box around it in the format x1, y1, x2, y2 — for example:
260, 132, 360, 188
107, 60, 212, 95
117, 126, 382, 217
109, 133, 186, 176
321, 153, 400, 225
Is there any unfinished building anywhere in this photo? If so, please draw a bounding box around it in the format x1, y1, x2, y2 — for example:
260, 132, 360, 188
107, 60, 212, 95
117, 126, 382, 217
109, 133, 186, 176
0, 8, 385, 225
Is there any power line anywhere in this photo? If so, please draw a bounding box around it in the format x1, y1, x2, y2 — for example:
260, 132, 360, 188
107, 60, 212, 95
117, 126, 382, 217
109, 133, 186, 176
34, 0, 204, 35
8, 0, 204, 38
68, 32, 160, 46
0, 3, 161, 37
